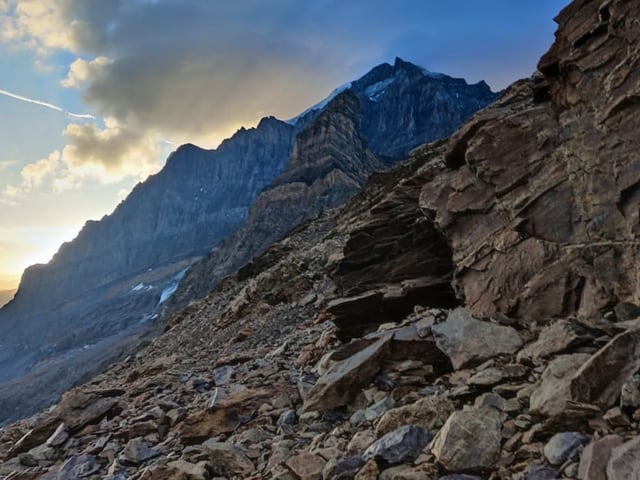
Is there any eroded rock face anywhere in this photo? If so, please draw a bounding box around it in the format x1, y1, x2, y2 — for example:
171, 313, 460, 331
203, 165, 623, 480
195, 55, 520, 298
419, 0, 640, 322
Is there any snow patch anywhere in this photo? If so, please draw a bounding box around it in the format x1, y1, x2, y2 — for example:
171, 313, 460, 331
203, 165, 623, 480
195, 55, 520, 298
420, 67, 446, 79
365, 78, 395, 102
158, 268, 188, 305
286, 82, 352, 124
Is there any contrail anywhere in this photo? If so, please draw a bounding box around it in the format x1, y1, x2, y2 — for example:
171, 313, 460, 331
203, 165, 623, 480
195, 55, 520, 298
0, 88, 96, 120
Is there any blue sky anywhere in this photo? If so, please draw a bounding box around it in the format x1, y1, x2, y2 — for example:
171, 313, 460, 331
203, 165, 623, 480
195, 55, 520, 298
0, 0, 569, 290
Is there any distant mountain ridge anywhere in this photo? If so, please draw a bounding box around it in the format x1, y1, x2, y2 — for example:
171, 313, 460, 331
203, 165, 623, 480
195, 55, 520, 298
0, 289, 15, 309
0, 58, 496, 424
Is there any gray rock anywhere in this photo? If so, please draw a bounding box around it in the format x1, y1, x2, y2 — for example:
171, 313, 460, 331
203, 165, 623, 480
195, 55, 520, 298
529, 354, 591, 416
326, 455, 366, 480
363, 425, 432, 465
522, 464, 559, 480
277, 409, 297, 431
543, 432, 589, 465
439, 475, 483, 480
431, 308, 522, 370
606, 436, 640, 480
123, 438, 160, 464
431, 407, 501, 472
45, 423, 69, 447
614, 302, 640, 321
517, 320, 592, 362
571, 327, 640, 407
578, 435, 624, 480
303, 334, 392, 411
213, 365, 235, 385
39, 454, 98, 479
621, 373, 640, 413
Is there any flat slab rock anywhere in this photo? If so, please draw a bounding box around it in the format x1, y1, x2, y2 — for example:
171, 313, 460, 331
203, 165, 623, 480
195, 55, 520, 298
571, 327, 640, 407
363, 425, 432, 466
431, 308, 522, 370
606, 436, 640, 480
303, 334, 392, 411
431, 407, 502, 472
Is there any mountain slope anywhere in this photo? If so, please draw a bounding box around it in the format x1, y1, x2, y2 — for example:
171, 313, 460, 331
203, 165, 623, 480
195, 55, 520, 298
0, 289, 14, 308
0, 59, 496, 424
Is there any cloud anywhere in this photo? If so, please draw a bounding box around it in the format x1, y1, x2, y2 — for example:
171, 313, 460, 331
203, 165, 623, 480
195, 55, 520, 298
60, 56, 110, 88
0, 160, 17, 169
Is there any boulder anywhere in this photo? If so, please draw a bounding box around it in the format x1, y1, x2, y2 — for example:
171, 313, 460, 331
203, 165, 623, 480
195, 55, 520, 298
363, 425, 432, 465
431, 308, 521, 370
201, 439, 255, 477
303, 334, 392, 411
606, 436, 640, 479
285, 451, 326, 480
375, 394, 455, 437
517, 320, 593, 362
543, 432, 588, 465
123, 438, 160, 464
578, 435, 624, 480
571, 327, 640, 407
431, 407, 501, 472
529, 354, 591, 416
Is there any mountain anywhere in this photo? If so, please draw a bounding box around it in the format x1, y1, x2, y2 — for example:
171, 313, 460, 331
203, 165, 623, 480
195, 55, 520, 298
0, 289, 14, 308
0, 59, 496, 424
3, 0, 640, 478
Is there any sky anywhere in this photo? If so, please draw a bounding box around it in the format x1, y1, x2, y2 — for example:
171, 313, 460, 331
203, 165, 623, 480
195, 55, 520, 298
0, 0, 569, 291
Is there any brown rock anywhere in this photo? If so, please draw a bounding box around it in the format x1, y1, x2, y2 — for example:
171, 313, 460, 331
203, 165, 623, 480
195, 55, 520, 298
303, 334, 392, 411
606, 436, 640, 480
578, 435, 624, 480
355, 459, 380, 480
179, 386, 276, 443
375, 394, 455, 437
571, 327, 640, 407
431, 308, 522, 370
431, 407, 501, 472
285, 452, 326, 480
201, 439, 255, 477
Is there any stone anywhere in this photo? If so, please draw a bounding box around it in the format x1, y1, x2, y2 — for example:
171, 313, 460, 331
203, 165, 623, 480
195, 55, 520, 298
517, 320, 592, 362
277, 409, 297, 432
606, 436, 640, 480
303, 334, 392, 411
325, 455, 366, 480
39, 454, 98, 480
571, 327, 640, 407
201, 439, 255, 477
213, 365, 235, 385
431, 407, 501, 472
378, 464, 432, 479
5, 415, 61, 458
56, 390, 122, 432
614, 302, 640, 321
620, 374, 640, 413
439, 476, 483, 480
578, 435, 624, 480
603, 407, 630, 427
363, 425, 432, 466
167, 459, 209, 480
355, 459, 380, 480
123, 437, 160, 464
529, 354, 591, 416
522, 464, 559, 480
543, 432, 588, 465
348, 430, 377, 455
179, 386, 275, 443
431, 308, 522, 370
375, 395, 455, 437
45, 423, 68, 448
285, 451, 326, 480
474, 392, 507, 411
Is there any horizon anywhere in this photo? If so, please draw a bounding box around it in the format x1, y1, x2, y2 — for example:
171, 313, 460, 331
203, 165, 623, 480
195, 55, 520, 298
0, 0, 569, 291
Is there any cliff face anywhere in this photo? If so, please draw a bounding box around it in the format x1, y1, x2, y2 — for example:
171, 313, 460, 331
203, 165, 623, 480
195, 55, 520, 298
418, 0, 640, 322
